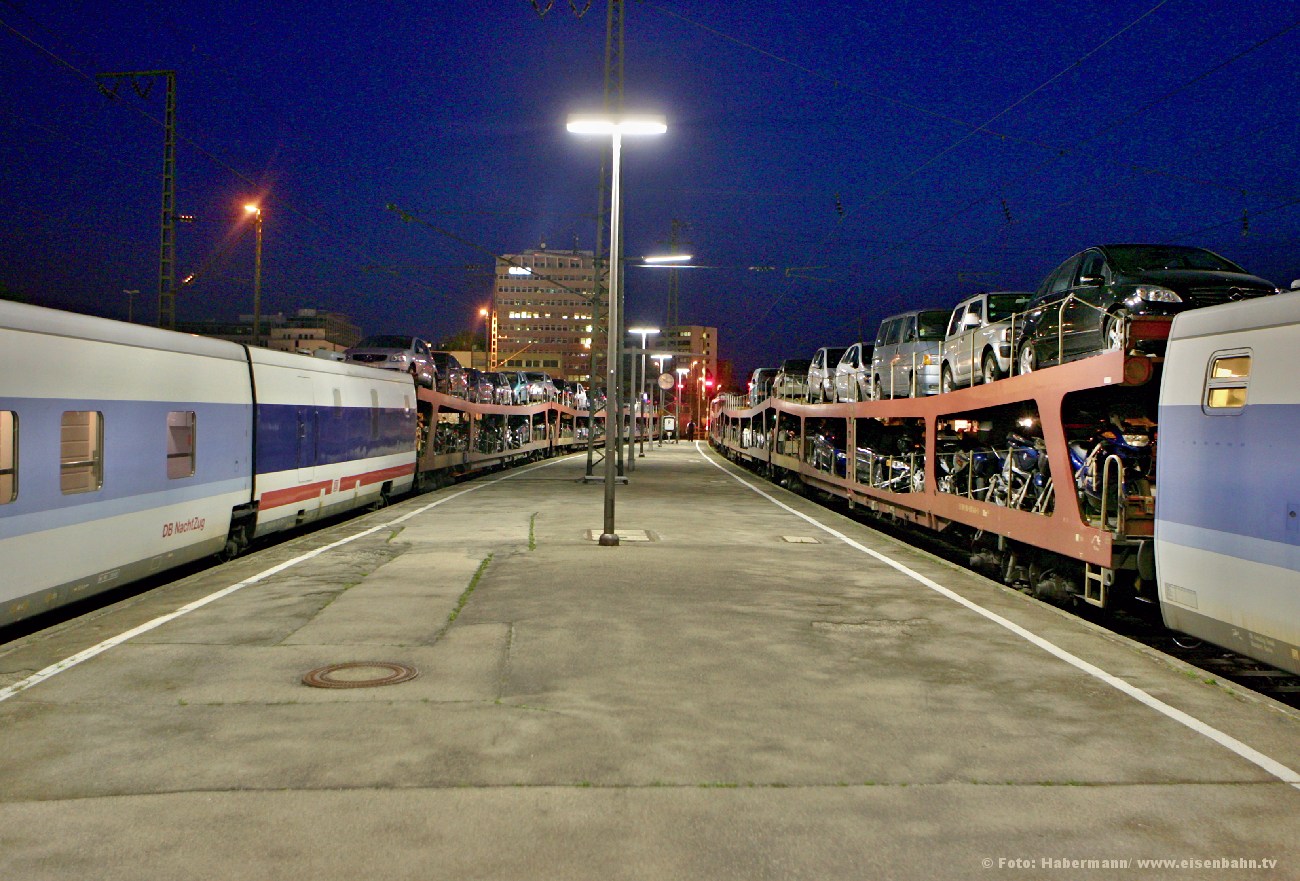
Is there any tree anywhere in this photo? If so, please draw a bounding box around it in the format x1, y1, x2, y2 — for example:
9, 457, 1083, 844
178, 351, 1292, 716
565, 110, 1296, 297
439, 329, 483, 351
0, 284, 28, 303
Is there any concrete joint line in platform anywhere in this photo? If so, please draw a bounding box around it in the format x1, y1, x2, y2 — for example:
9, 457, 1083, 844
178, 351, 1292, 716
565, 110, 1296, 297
0, 456, 566, 705
694, 441, 1300, 793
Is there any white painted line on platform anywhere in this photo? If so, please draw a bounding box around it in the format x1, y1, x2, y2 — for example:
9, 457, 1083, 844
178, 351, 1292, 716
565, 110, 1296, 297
697, 441, 1300, 792
0, 457, 565, 704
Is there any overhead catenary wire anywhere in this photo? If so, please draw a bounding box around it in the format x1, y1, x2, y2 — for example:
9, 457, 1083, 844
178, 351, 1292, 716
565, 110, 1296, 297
646, 3, 1299, 214
644, 2, 1300, 347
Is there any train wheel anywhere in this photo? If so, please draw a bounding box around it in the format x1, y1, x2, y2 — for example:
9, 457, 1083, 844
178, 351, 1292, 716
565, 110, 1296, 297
219, 522, 251, 562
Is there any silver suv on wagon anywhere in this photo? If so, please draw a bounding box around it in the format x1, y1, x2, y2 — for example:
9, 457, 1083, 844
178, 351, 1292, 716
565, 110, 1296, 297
344, 335, 436, 387
939, 291, 1032, 392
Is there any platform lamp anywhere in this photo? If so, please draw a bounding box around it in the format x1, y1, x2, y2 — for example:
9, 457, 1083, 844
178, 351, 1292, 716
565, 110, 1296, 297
479, 306, 490, 369
567, 112, 667, 546
675, 366, 689, 442
651, 353, 671, 446
242, 203, 264, 345
627, 326, 659, 463
123, 289, 139, 323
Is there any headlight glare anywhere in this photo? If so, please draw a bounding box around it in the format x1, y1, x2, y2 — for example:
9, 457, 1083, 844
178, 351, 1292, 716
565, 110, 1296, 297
1133, 285, 1182, 303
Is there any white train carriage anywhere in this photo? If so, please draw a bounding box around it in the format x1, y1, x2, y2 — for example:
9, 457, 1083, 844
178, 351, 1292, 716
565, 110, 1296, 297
0, 301, 254, 625
1156, 294, 1300, 674
244, 348, 417, 541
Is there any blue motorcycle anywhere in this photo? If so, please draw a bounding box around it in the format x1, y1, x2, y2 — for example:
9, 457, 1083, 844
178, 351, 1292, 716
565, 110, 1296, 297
1068, 417, 1154, 522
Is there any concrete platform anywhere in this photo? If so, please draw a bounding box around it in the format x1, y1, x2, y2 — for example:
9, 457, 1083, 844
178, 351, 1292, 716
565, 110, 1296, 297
1, 441, 1298, 879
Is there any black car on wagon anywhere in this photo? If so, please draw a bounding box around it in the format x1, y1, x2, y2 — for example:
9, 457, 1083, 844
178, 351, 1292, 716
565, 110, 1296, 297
1015, 244, 1278, 373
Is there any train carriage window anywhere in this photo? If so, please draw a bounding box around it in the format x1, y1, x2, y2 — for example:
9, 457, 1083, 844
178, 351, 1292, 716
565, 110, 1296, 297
166, 411, 196, 479
0, 411, 15, 504
61, 411, 103, 494
1204, 350, 1251, 413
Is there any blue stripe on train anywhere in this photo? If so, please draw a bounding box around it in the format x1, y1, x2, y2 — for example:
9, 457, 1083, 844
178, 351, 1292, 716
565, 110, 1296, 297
1155, 402, 1300, 555
253, 404, 416, 475
0, 398, 251, 524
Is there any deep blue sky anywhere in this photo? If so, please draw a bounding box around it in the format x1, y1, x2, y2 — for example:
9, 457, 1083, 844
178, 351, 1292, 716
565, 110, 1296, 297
3, 1, 1299, 380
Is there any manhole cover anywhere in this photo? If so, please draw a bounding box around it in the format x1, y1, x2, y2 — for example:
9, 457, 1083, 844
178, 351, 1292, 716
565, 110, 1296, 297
302, 661, 419, 689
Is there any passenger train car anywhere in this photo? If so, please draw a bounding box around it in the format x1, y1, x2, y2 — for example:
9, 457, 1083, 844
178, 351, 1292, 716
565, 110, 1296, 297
712, 295, 1300, 676
0, 301, 418, 626
1156, 295, 1300, 674
0, 301, 606, 629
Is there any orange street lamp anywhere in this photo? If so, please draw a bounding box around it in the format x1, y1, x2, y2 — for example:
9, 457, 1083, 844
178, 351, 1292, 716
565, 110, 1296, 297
243, 204, 263, 344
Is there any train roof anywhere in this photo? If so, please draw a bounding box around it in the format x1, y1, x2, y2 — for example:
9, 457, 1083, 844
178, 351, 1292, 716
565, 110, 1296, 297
0, 299, 247, 361
1168, 291, 1300, 341
246, 344, 418, 384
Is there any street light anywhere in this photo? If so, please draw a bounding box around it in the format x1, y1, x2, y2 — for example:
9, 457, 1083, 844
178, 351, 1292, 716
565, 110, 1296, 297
675, 366, 689, 443
479, 306, 490, 369
243, 204, 263, 345
567, 112, 667, 547
122, 289, 140, 323
651, 353, 670, 446
627, 326, 659, 465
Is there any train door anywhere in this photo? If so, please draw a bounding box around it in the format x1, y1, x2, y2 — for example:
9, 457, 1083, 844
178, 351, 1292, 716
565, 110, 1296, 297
294, 375, 316, 483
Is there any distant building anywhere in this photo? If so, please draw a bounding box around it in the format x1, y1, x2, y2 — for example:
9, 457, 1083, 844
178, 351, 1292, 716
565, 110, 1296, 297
491, 247, 597, 382
657, 324, 720, 433
268, 309, 362, 354
660, 324, 717, 365
444, 350, 563, 374
177, 308, 361, 353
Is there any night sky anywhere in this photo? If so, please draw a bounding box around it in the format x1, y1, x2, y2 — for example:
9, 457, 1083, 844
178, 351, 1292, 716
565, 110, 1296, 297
4, 1, 1299, 381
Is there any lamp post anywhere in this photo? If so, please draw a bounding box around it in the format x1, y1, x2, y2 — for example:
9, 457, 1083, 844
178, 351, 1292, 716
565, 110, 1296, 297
627, 327, 659, 464
567, 113, 667, 547
479, 306, 490, 369
123, 289, 139, 323
675, 366, 689, 443
700, 367, 712, 435
243, 204, 263, 345
689, 359, 700, 439
651, 353, 670, 446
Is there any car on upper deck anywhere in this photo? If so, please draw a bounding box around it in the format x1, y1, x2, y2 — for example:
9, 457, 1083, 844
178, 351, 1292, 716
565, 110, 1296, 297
772, 358, 812, 400
430, 351, 468, 397
832, 342, 874, 402
939, 291, 1032, 392
870, 309, 949, 398
1015, 244, 1279, 374
747, 367, 779, 407
525, 371, 558, 402
343, 335, 435, 388
463, 367, 494, 403
807, 346, 847, 403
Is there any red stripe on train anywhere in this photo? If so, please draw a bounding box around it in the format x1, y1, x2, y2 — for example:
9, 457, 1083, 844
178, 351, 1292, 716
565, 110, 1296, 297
259, 463, 415, 511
